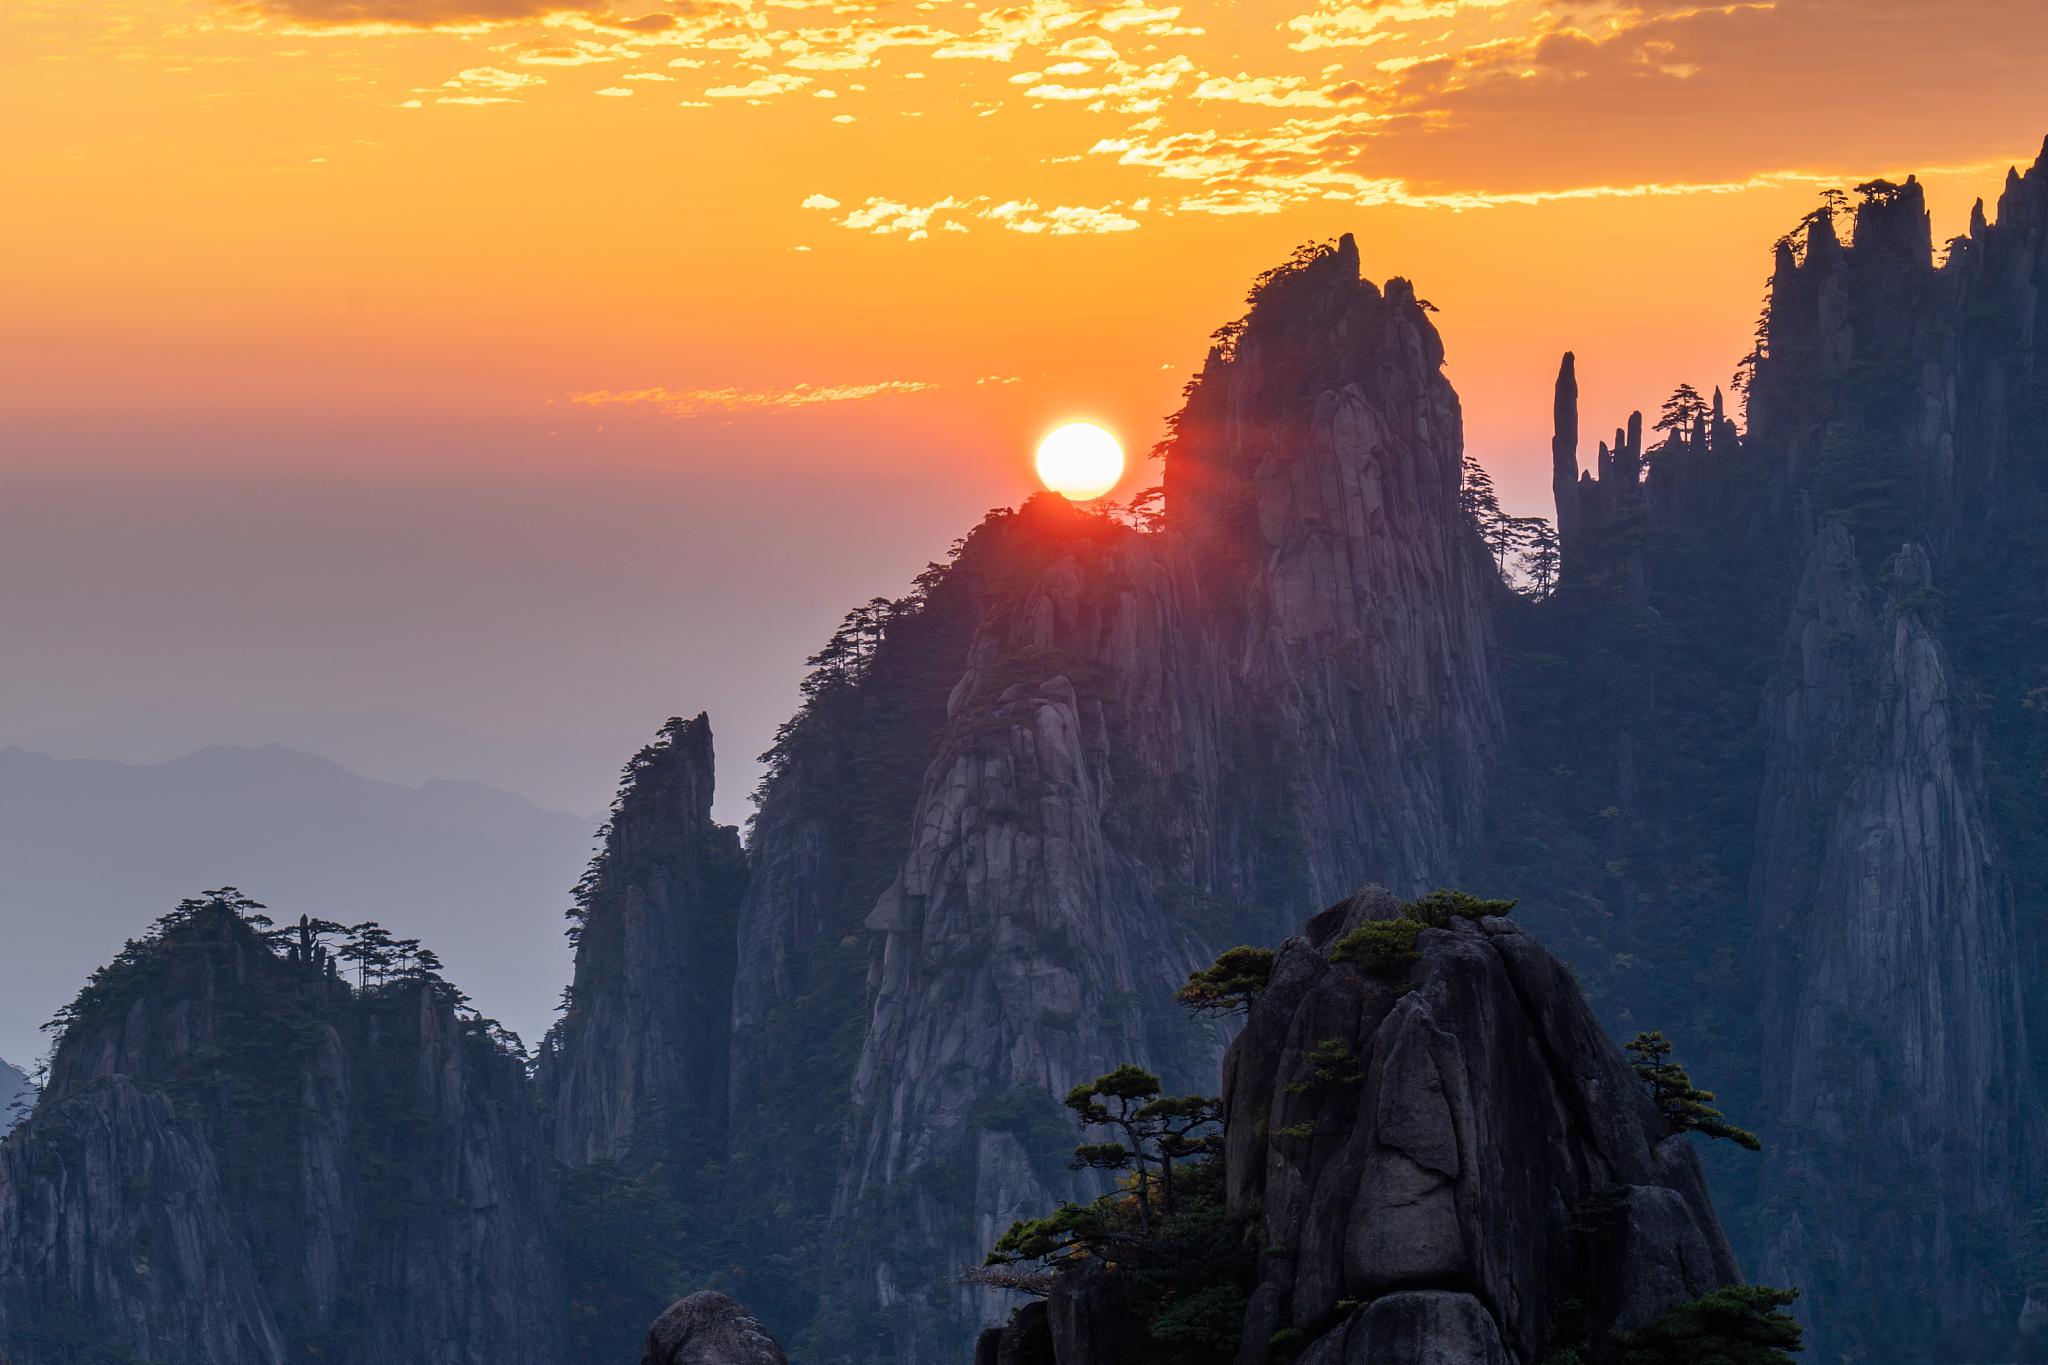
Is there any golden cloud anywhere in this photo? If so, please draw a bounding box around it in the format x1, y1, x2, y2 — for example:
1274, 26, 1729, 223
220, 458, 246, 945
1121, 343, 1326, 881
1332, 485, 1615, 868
569, 379, 940, 415
237, 0, 603, 26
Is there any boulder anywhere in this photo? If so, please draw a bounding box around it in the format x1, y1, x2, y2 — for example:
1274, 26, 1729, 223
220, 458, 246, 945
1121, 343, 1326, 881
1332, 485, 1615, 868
1229, 897, 1742, 1362
644, 1292, 788, 1365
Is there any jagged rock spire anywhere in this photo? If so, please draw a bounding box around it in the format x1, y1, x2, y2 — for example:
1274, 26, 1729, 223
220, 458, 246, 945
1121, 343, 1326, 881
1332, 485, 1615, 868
541, 712, 748, 1169
1550, 352, 1579, 517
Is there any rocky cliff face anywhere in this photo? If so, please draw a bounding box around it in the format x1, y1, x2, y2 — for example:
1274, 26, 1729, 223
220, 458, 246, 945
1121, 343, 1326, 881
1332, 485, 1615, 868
1523, 143, 2048, 1360
1166, 243, 1501, 904
0, 1075, 285, 1364
1750, 527, 2037, 1348
842, 504, 1226, 1345
541, 714, 748, 1170
1735, 149, 2048, 1361
0, 896, 566, 1365
822, 238, 1502, 1357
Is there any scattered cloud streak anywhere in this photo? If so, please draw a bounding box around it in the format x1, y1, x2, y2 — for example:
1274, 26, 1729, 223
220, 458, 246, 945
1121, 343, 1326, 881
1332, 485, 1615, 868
235, 0, 602, 27
569, 379, 940, 416
804, 192, 1145, 237
982, 199, 1139, 233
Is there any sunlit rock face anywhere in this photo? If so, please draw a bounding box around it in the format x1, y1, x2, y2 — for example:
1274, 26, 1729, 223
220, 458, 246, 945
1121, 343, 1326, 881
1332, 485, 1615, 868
827, 235, 1505, 1358
1167, 240, 1501, 904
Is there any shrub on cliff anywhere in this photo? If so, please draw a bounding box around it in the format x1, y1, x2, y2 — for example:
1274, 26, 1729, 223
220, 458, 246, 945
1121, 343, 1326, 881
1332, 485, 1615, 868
981, 1062, 1247, 1364
1611, 1285, 1803, 1364
1626, 1031, 1762, 1150
1330, 917, 1423, 972
1328, 887, 1516, 975
1174, 946, 1276, 1015
1403, 888, 1516, 926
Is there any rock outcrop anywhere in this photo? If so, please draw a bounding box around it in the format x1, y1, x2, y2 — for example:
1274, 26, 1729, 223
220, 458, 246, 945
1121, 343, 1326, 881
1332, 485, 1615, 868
644, 1291, 789, 1365
1228, 892, 1738, 1363
540, 714, 748, 1170
969, 893, 1743, 1364
0, 895, 566, 1365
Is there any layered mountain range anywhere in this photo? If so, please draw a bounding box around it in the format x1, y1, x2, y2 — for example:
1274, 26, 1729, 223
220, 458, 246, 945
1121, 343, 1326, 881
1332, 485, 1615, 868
2, 138, 2044, 1365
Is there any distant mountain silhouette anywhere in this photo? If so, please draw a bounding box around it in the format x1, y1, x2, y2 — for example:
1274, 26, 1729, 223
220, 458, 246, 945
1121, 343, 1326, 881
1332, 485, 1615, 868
0, 744, 594, 1067
15, 700, 616, 818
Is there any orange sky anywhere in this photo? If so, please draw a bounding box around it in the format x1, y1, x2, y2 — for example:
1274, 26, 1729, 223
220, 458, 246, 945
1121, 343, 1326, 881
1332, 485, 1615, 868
7, 0, 2046, 493
2, 0, 2046, 822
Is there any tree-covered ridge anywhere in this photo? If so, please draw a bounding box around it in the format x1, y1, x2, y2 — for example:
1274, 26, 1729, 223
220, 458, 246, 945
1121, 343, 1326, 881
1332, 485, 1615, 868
559, 714, 713, 953
11, 886, 561, 1365
46, 887, 512, 1056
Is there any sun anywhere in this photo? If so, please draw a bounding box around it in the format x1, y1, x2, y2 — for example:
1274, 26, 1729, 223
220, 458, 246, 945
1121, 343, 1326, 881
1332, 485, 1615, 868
1035, 421, 1125, 501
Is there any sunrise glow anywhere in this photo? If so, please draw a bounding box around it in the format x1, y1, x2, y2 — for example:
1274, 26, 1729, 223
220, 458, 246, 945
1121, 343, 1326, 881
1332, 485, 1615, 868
1035, 422, 1125, 501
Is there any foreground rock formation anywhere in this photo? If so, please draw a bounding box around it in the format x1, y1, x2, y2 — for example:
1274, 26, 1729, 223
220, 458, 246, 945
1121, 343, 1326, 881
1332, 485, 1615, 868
972, 891, 1743, 1364
1229, 893, 1738, 1362
644, 1291, 789, 1365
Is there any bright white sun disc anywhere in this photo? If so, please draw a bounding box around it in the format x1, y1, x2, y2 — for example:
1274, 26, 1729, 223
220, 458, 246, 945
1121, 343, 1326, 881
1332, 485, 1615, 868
1035, 421, 1125, 501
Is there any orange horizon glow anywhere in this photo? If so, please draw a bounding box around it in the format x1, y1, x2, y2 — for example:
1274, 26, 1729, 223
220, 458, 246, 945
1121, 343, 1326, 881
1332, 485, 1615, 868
3, 0, 2046, 519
